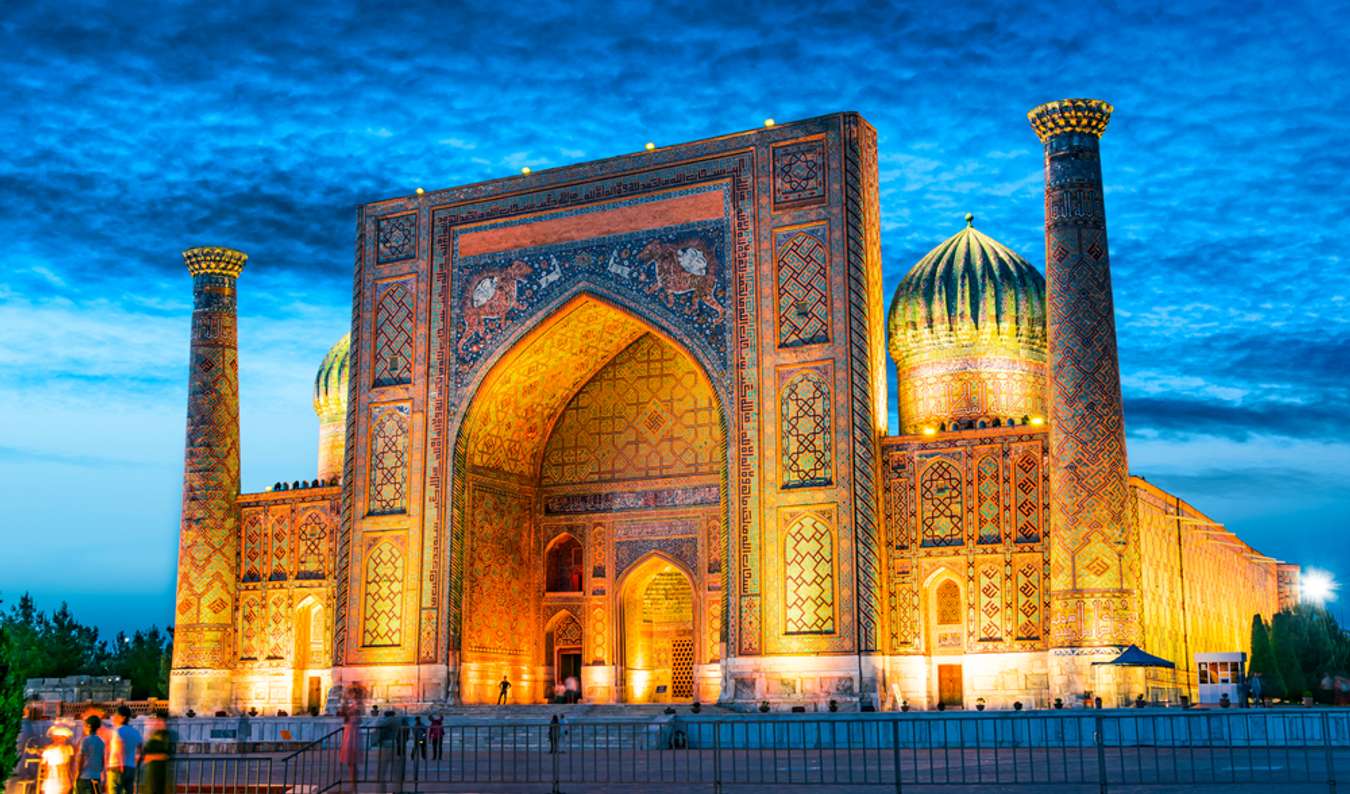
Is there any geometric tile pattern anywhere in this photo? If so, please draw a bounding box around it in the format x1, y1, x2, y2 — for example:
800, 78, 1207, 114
267, 591, 289, 658
376, 213, 416, 264
919, 459, 963, 547
780, 369, 832, 488
775, 226, 830, 347
367, 403, 409, 515
1013, 452, 1042, 543
269, 507, 290, 581
373, 280, 414, 387
238, 592, 262, 660
242, 513, 264, 583
772, 139, 827, 207
977, 563, 1002, 641
362, 539, 404, 647
783, 509, 835, 634
465, 299, 648, 476
296, 510, 328, 579
541, 333, 722, 486
463, 486, 533, 658
976, 455, 1001, 544
1015, 560, 1042, 640
935, 579, 961, 625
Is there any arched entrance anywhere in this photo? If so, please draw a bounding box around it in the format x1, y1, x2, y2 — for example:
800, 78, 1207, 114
618, 555, 696, 703
291, 598, 324, 714
452, 294, 727, 704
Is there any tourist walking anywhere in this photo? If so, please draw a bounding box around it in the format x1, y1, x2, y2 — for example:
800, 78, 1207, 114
427, 715, 444, 760
106, 707, 142, 794
138, 716, 172, 794
496, 676, 511, 705
338, 684, 365, 794
73, 716, 104, 794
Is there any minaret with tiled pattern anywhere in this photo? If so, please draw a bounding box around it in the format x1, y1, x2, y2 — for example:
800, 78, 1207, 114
169, 246, 246, 714
1030, 99, 1139, 692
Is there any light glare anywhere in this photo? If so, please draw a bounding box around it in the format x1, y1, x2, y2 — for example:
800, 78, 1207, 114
1301, 567, 1338, 605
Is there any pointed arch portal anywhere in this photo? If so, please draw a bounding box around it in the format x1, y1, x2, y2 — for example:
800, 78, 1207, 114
452, 294, 727, 703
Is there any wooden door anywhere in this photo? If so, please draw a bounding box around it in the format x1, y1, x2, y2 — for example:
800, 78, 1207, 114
937, 664, 963, 707
307, 676, 322, 711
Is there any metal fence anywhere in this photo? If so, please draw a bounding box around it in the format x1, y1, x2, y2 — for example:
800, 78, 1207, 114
162, 708, 1349, 793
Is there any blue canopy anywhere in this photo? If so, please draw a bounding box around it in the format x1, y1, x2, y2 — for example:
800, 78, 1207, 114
1091, 644, 1176, 669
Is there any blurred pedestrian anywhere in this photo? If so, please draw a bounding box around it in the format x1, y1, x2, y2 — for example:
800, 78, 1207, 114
427, 715, 444, 761
138, 716, 172, 794
496, 676, 511, 705
38, 726, 75, 794
338, 684, 365, 794
106, 707, 141, 794
411, 717, 427, 760
73, 716, 104, 794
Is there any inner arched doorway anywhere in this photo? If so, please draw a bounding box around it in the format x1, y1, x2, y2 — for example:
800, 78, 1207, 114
452, 294, 727, 704
618, 555, 697, 703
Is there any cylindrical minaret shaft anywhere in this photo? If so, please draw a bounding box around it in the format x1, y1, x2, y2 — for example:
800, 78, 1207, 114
1030, 100, 1138, 660
169, 246, 247, 714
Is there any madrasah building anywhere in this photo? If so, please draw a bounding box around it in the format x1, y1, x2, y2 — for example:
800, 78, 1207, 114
168, 99, 1299, 715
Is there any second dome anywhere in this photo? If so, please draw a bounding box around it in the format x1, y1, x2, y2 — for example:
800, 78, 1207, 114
887, 215, 1046, 435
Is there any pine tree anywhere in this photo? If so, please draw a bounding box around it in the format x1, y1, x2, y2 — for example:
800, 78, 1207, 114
1248, 613, 1284, 700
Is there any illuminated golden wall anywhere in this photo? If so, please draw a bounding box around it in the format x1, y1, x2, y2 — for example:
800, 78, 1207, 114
1135, 478, 1282, 695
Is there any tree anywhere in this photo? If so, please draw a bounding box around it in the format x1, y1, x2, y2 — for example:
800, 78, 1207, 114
1248, 613, 1284, 700
1272, 610, 1309, 700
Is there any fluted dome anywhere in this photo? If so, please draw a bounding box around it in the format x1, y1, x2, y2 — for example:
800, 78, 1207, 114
313, 333, 350, 423
887, 215, 1047, 435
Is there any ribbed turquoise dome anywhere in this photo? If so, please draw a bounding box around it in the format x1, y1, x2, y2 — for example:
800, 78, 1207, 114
313, 333, 350, 422
887, 215, 1048, 434
887, 215, 1046, 351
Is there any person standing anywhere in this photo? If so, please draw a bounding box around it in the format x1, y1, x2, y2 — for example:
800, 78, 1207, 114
427, 715, 444, 761
411, 717, 427, 761
73, 716, 105, 794
106, 707, 142, 794
496, 677, 511, 705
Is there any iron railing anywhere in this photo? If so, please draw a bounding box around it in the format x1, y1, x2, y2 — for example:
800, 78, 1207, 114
159, 708, 1349, 793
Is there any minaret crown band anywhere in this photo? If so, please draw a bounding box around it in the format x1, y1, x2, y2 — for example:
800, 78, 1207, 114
1027, 98, 1113, 143
183, 246, 248, 278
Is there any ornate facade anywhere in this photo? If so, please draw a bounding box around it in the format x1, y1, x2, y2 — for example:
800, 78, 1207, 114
170, 104, 1296, 715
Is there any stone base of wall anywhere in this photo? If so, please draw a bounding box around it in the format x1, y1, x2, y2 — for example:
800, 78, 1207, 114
884, 651, 1051, 711
719, 655, 879, 709
169, 668, 233, 715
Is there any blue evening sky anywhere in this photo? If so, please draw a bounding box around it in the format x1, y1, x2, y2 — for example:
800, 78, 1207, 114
2, 0, 1346, 637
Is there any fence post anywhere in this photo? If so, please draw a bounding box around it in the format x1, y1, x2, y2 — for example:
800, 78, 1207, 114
1324, 710, 1336, 794
550, 716, 561, 794
1095, 713, 1108, 794
713, 721, 723, 794
891, 718, 903, 794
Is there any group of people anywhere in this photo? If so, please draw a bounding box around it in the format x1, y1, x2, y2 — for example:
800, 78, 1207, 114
34, 706, 172, 794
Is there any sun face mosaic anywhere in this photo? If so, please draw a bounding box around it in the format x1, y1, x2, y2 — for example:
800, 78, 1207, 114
169, 106, 1296, 716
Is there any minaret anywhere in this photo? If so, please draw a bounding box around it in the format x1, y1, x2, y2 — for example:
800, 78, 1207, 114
1029, 100, 1138, 690
169, 246, 247, 714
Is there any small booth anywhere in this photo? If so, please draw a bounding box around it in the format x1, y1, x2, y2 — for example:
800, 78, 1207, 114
1092, 645, 1180, 707
1196, 652, 1246, 705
